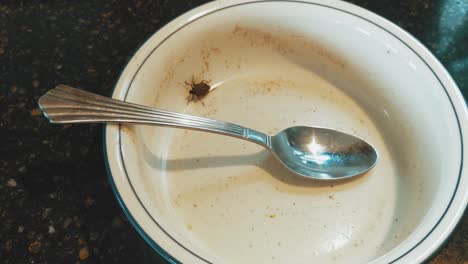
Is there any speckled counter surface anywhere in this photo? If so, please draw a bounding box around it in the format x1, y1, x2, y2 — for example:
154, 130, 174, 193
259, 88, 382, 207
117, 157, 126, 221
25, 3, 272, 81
0, 1, 466, 263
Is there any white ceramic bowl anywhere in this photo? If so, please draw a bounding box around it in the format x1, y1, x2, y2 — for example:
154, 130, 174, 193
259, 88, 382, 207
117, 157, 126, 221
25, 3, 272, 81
104, 1, 468, 263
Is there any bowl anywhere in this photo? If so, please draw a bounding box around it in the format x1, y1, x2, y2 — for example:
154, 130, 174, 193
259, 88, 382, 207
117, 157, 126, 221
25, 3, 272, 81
104, 0, 468, 263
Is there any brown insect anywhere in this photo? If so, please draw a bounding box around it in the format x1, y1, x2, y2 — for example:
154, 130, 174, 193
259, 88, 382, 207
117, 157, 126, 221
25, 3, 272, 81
184, 76, 211, 105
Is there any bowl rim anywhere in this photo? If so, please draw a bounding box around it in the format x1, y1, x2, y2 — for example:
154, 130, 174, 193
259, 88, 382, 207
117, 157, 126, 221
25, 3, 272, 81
103, 0, 468, 263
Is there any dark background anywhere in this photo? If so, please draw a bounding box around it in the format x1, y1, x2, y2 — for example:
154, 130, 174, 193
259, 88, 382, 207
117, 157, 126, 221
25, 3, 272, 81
0, 1, 466, 263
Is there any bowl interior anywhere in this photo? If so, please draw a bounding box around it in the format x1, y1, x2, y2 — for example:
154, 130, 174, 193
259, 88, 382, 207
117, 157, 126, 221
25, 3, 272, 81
111, 2, 461, 263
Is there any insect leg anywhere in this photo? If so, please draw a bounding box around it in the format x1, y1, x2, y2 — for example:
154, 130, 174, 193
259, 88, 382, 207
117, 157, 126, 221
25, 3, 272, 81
196, 95, 205, 106
187, 94, 195, 105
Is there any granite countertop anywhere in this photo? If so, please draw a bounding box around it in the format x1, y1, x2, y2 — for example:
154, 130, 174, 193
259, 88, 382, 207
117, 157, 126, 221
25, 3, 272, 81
1, 1, 466, 263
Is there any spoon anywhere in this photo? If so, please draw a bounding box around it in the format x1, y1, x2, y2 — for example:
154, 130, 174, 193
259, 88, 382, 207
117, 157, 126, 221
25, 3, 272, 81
38, 85, 378, 180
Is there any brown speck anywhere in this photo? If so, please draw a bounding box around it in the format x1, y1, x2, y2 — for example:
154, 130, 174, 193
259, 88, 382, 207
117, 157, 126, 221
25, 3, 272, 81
30, 108, 42, 117
10, 85, 17, 93
354, 242, 359, 247
101, 12, 112, 18
251, 227, 255, 231
0, 47, 4, 55
79, 247, 89, 260
328, 194, 335, 200
249, 244, 253, 248
120, 125, 136, 143
87, 68, 96, 74
269, 214, 276, 218
28, 241, 41, 254
395, 218, 399, 222
187, 224, 193, 230
192, 203, 198, 208
210, 47, 221, 53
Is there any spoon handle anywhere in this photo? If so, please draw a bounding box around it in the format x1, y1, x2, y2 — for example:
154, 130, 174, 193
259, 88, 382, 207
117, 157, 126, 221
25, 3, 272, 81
38, 85, 271, 147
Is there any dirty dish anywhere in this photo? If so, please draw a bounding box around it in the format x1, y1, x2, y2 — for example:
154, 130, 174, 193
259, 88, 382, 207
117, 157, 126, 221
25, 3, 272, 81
104, 1, 468, 263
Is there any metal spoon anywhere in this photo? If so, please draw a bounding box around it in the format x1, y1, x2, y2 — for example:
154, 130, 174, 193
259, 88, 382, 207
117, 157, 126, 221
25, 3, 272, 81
38, 85, 378, 180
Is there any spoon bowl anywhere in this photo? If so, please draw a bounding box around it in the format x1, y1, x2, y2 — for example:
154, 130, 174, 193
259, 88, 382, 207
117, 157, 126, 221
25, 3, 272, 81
271, 126, 377, 179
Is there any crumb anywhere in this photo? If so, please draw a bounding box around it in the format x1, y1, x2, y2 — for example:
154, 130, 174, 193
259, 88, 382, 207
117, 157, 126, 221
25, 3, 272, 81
30, 108, 41, 116
79, 247, 89, 260
28, 241, 41, 254
101, 12, 112, 18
